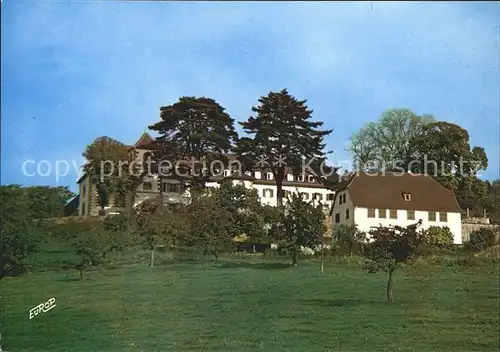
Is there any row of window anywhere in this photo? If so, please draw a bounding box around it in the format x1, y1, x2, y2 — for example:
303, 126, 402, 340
367, 208, 447, 222
261, 189, 335, 201
141, 181, 337, 203
334, 208, 448, 223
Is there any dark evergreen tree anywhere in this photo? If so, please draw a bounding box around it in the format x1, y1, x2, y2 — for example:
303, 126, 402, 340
149, 97, 238, 190
236, 89, 332, 207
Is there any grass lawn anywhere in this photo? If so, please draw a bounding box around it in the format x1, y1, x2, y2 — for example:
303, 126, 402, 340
2, 258, 499, 352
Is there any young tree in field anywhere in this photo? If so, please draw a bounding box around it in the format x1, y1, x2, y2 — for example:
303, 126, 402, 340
83, 136, 139, 213
148, 97, 238, 190
333, 224, 367, 257
134, 198, 189, 250
349, 108, 435, 172
211, 181, 269, 241
185, 191, 233, 260
282, 192, 326, 266
236, 89, 332, 207
364, 221, 425, 304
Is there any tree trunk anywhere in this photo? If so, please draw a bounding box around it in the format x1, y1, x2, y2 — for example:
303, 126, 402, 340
386, 269, 394, 304
291, 246, 298, 266
276, 176, 284, 208
320, 238, 324, 274
79, 268, 83, 280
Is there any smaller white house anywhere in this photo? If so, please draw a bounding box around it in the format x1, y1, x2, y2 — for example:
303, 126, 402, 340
329, 172, 463, 244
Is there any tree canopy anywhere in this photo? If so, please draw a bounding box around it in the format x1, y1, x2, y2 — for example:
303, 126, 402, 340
149, 97, 238, 189
349, 108, 435, 172
83, 136, 138, 212
236, 89, 332, 207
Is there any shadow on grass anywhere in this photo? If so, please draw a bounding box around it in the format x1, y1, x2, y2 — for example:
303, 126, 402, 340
56, 276, 81, 282
216, 261, 291, 270
299, 298, 361, 307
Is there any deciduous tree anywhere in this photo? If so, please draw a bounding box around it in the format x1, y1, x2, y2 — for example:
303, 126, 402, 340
282, 192, 326, 266
333, 224, 366, 257
185, 192, 232, 260
0, 185, 41, 279
411, 121, 488, 193
83, 136, 138, 213
349, 109, 434, 172
364, 221, 425, 304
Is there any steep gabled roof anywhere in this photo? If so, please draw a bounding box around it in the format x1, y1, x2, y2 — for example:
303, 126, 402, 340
333, 172, 462, 213
134, 132, 156, 149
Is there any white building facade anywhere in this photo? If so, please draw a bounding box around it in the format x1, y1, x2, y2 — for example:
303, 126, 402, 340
330, 172, 463, 244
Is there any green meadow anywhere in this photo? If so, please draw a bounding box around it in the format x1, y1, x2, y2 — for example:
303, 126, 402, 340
3, 258, 499, 352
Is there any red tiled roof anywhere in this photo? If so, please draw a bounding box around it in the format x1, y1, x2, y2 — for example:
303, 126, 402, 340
334, 172, 462, 212
134, 133, 156, 149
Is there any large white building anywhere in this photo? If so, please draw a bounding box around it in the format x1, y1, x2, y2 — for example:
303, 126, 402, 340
329, 171, 463, 244
77, 133, 339, 216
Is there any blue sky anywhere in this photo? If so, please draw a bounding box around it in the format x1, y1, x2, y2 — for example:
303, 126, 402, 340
1, 1, 499, 193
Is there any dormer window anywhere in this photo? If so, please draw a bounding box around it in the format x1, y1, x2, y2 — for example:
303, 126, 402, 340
403, 193, 411, 201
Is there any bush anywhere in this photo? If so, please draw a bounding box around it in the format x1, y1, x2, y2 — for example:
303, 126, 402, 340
468, 228, 497, 251
422, 226, 454, 251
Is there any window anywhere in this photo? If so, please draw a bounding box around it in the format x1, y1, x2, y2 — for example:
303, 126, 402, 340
143, 182, 153, 191
297, 175, 304, 182
263, 189, 274, 198
307, 175, 314, 182
345, 209, 350, 219
403, 193, 411, 201
283, 190, 291, 198
223, 170, 230, 177
266, 172, 273, 180
301, 192, 309, 200
367, 208, 376, 218
428, 211, 436, 221
254, 172, 261, 179
407, 210, 415, 220
439, 212, 447, 222
165, 183, 182, 193
143, 152, 152, 168
287, 174, 294, 181
335, 213, 340, 223
168, 203, 181, 212
327, 193, 335, 201
379, 209, 387, 218
338, 193, 346, 204
313, 193, 323, 201
389, 209, 397, 219
343, 194, 347, 203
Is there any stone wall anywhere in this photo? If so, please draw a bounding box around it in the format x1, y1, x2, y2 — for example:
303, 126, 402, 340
462, 218, 499, 242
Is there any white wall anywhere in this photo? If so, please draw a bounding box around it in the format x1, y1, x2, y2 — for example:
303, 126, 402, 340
353, 207, 462, 244
252, 183, 335, 208
331, 190, 355, 228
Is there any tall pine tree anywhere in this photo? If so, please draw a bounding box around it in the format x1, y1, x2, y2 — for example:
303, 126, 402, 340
236, 89, 332, 207
149, 97, 238, 190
